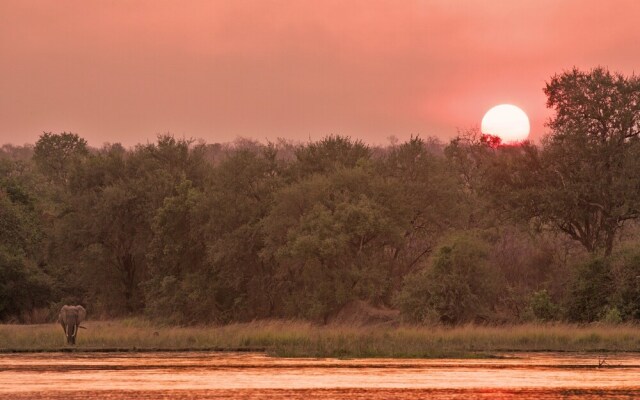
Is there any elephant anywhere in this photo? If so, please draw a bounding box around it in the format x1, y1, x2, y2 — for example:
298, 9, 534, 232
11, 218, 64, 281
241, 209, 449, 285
58, 305, 86, 345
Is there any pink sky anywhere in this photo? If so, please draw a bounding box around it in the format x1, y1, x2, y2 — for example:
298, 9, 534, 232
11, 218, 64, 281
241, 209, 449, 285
2, 0, 640, 147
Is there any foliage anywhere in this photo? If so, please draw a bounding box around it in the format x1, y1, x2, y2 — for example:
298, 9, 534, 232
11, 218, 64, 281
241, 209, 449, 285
144, 147, 282, 323
293, 135, 371, 177
563, 242, 640, 323
379, 136, 468, 290
607, 244, 640, 320
600, 306, 623, 324
33, 132, 88, 184
6, 68, 640, 326
262, 166, 407, 321
482, 68, 640, 255
395, 233, 502, 324
565, 256, 614, 322
0, 161, 51, 321
525, 290, 560, 322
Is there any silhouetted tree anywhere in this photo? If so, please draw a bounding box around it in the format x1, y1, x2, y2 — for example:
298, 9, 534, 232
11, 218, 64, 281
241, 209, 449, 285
33, 132, 88, 184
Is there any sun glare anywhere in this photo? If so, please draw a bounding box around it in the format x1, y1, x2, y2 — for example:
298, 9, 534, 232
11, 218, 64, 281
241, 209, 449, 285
481, 104, 530, 143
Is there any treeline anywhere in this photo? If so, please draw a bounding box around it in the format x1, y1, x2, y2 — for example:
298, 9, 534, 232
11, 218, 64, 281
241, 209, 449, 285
2, 67, 640, 325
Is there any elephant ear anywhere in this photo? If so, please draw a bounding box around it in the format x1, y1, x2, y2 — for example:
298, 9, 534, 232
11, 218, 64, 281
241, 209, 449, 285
59, 305, 70, 322
76, 306, 87, 323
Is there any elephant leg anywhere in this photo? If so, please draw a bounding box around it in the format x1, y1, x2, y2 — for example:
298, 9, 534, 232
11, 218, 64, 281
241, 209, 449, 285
60, 322, 69, 344
70, 324, 78, 345
65, 323, 74, 345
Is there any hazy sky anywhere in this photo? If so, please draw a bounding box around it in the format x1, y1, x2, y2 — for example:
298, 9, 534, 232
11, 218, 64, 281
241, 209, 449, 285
2, 0, 640, 147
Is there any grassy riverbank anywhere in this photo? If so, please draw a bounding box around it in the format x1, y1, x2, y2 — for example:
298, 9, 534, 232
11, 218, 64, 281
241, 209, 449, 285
1, 320, 640, 358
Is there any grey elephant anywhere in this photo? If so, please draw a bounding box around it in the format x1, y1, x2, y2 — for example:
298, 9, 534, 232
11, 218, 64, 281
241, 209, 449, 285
58, 305, 86, 345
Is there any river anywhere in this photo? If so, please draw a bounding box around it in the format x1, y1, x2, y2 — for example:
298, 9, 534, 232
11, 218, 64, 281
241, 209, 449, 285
0, 352, 639, 399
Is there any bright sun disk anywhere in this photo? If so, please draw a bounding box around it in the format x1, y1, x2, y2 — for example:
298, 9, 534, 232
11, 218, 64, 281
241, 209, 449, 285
481, 104, 530, 143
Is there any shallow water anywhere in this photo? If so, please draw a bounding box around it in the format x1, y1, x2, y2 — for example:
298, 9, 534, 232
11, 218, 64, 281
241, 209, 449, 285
0, 352, 639, 399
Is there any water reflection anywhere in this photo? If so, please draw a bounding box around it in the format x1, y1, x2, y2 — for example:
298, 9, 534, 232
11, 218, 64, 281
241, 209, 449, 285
0, 352, 639, 399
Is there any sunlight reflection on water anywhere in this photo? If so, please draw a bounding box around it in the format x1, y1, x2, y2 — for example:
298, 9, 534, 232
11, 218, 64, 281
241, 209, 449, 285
0, 352, 639, 399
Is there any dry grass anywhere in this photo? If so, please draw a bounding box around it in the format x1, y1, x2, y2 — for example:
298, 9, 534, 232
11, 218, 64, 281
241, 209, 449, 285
1, 320, 640, 358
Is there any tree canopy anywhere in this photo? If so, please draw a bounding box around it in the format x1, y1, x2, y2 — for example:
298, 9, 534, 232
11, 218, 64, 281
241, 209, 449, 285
3, 67, 640, 325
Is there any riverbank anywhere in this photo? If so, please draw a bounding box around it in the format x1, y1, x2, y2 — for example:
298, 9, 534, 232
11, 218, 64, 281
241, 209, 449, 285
1, 320, 639, 358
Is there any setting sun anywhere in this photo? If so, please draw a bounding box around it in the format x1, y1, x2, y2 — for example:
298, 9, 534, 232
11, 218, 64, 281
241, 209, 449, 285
481, 104, 530, 143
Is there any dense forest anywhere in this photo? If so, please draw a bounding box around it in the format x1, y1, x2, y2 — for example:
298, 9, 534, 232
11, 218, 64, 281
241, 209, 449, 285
2, 67, 640, 325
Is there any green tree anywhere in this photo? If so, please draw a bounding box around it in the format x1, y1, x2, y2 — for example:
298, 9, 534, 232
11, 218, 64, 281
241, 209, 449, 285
262, 166, 408, 321
46, 136, 209, 316
565, 256, 613, 322
33, 132, 88, 184
606, 245, 640, 321
475, 68, 640, 256
526, 289, 560, 322
0, 161, 51, 321
395, 233, 502, 324
144, 146, 282, 323
293, 135, 371, 178
143, 179, 211, 324
378, 137, 467, 290
530, 68, 640, 255
443, 130, 506, 230
489, 228, 566, 321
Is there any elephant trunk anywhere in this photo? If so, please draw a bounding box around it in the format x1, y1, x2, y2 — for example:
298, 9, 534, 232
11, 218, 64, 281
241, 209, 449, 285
65, 316, 78, 345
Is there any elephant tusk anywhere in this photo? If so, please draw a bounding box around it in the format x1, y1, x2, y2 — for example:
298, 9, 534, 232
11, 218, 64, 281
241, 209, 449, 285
72, 324, 77, 338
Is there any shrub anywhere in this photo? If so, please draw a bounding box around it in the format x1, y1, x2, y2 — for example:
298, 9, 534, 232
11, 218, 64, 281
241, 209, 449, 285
565, 257, 613, 322
599, 306, 623, 324
395, 233, 502, 324
608, 246, 640, 321
525, 289, 559, 322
